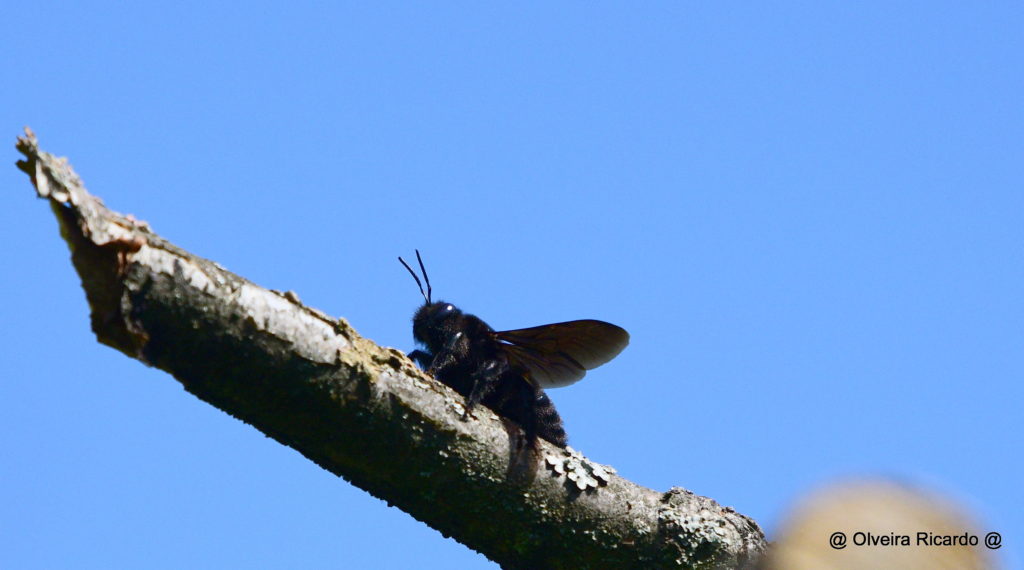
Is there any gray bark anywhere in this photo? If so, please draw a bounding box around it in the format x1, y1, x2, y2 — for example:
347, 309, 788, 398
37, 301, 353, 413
14, 128, 766, 569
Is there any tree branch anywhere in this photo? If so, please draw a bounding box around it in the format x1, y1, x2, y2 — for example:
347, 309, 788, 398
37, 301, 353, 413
15, 128, 766, 569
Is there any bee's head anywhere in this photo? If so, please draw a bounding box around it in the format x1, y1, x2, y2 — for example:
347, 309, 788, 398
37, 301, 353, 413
412, 301, 462, 348
400, 250, 461, 348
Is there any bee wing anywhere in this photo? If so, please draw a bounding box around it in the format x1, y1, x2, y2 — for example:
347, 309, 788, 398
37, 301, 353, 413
494, 320, 629, 388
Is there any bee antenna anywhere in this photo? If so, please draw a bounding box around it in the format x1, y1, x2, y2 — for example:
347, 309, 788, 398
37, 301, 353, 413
415, 249, 432, 304
398, 252, 430, 304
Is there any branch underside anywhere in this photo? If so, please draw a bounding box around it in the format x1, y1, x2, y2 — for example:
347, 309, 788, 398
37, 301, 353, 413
15, 128, 766, 569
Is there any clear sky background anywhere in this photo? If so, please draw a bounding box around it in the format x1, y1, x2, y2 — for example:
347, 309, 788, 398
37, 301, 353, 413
2, 3, 1020, 568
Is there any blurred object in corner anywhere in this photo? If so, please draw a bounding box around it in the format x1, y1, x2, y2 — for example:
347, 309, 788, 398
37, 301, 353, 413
764, 480, 997, 570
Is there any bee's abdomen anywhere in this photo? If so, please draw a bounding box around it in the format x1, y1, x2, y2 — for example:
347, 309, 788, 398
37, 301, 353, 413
533, 390, 567, 447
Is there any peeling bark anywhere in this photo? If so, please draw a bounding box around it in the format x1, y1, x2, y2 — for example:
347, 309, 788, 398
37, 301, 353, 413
14, 128, 766, 569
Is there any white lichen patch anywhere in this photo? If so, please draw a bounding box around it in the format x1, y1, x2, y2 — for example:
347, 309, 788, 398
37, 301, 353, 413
544, 446, 616, 491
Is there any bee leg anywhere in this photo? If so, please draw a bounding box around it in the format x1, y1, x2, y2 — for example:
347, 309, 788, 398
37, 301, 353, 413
425, 331, 464, 376
408, 349, 433, 369
426, 350, 458, 377
463, 359, 507, 420
516, 383, 539, 449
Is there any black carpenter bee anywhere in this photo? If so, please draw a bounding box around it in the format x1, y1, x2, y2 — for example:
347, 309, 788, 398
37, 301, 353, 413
399, 251, 629, 448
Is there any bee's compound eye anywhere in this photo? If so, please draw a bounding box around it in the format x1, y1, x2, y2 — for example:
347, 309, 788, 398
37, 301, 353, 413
445, 305, 454, 312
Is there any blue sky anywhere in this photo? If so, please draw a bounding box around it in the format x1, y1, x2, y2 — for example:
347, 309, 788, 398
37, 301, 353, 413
2, 3, 1020, 568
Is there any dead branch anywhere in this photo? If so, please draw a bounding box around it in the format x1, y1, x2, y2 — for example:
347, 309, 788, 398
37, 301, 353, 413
14, 128, 765, 569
